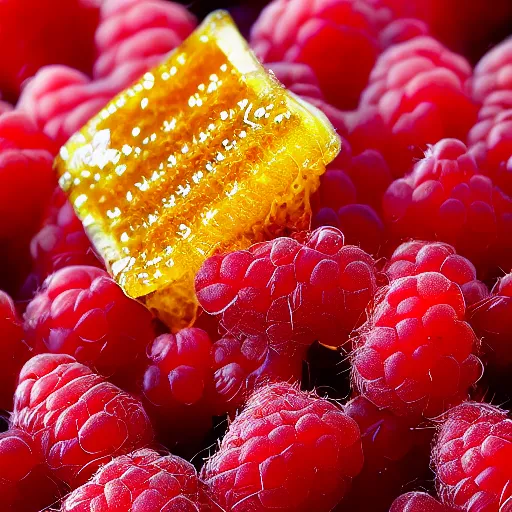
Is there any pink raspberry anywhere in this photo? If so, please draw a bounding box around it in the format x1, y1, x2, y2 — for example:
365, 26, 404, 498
0, 0, 99, 102
202, 382, 364, 511
0, 428, 61, 512
30, 188, 102, 284
142, 329, 214, 453
344, 396, 433, 512
386, 241, 489, 306
383, 138, 512, 277
433, 402, 512, 511
24, 265, 155, 385
60, 448, 205, 512
250, 0, 388, 109
471, 37, 512, 104
390, 492, 454, 512
12, 354, 153, 488
346, 37, 477, 176
352, 272, 482, 419
196, 227, 377, 409
0, 291, 29, 411
93, 0, 196, 80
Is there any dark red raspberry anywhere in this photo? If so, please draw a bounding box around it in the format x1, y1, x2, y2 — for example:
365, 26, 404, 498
390, 492, 454, 512
352, 272, 482, 420
0, 291, 29, 411
471, 37, 512, 104
0, 428, 61, 512
344, 396, 433, 512
12, 354, 153, 488
433, 402, 512, 512
196, 227, 377, 410
142, 329, 214, 453
346, 38, 477, 177
250, 0, 389, 109
60, 448, 205, 512
202, 382, 364, 511
93, 0, 196, 79
24, 265, 155, 384
0, 0, 99, 102
386, 241, 489, 306
383, 138, 512, 277
30, 188, 102, 284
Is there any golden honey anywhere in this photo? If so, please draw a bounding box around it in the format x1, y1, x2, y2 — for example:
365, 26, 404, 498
55, 11, 340, 329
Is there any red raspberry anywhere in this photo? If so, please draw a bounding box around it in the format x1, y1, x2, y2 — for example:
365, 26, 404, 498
196, 227, 377, 409
0, 291, 29, 411
346, 38, 477, 177
352, 272, 482, 419
12, 354, 153, 488
471, 37, 512, 104
386, 241, 489, 306
0, 428, 61, 512
61, 448, 204, 512
468, 91, 512, 198
93, 0, 196, 79
433, 402, 512, 511
390, 492, 454, 512
202, 382, 364, 511
250, 0, 389, 109
383, 139, 512, 277
344, 396, 433, 512
0, 0, 99, 102
30, 188, 102, 284
142, 329, 214, 453
24, 265, 155, 385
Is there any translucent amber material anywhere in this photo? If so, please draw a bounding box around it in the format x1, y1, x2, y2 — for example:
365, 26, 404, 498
55, 11, 340, 328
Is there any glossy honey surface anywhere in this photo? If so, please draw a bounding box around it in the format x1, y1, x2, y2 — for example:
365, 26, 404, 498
55, 10, 340, 328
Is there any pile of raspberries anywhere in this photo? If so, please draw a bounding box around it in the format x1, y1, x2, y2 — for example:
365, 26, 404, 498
1, 0, 512, 510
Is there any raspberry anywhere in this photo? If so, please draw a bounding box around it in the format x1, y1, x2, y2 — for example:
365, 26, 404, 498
0, 291, 29, 411
201, 382, 364, 511
346, 37, 477, 176
0, 428, 61, 512
0, 0, 99, 102
61, 448, 204, 512
386, 241, 489, 306
468, 91, 512, 198
344, 396, 433, 512
196, 226, 377, 409
93, 0, 196, 79
142, 329, 214, 454
12, 354, 153, 488
30, 188, 102, 284
352, 272, 482, 419
250, 0, 387, 109
383, 139, 512, 277
24, 265, 155, 385
390, 492, 454, 512
471, 37, 512, 104
433, 402, 512, 511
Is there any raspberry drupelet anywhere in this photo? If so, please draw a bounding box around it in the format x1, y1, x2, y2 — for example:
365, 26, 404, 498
30, 188, 102, 284
345, 37, 477, 177
93, 0, 196, 80
202, 382, 364, 511
195, 226, 378, 411
60, 448, 205, 512
24, 265, 155, 384
386, 241, 489, 306
383, 138, 512, 278
0, 290, 29, 411
433, 402, 512, 512
352, 272, 482, 420
390, 492, 455, 512
0, 428, 61, 512
11, 354, 154, 489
